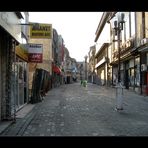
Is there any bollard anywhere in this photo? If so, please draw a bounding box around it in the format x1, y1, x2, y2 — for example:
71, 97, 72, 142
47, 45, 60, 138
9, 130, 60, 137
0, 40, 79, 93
115, 82, 124, 111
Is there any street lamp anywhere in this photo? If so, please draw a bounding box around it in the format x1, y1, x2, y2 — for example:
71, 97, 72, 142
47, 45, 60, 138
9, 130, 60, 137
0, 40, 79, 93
84, 55, 88, 80
113, 13, 125, 110
113, 13, 125, 83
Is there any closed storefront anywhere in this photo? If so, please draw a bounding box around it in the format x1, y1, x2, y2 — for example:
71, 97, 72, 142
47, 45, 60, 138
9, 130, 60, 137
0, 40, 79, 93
0, 12, 28, 121
0, 26, 19, 120
12, 57, 28, 111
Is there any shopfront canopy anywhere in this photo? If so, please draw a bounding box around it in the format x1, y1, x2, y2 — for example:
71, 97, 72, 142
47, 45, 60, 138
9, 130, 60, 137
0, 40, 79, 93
52, 64, 61, 74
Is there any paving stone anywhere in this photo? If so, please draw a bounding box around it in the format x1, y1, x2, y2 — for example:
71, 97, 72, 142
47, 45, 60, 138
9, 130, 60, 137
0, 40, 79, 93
1, 82, 148, 136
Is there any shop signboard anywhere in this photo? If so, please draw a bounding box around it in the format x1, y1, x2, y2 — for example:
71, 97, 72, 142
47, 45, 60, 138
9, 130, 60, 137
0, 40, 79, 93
30, 22, 52, 39
27, 43, 43, 63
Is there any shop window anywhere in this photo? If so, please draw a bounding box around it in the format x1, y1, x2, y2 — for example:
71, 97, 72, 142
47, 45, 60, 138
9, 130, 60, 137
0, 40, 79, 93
147, 53, 148, 65
135, 57, 140, 87
125, 12, 130, 40
142, 12, 146, 38
142, 72, 147, 85
135, 64, 140, 86
19, 64, 23, 79
129, 68, 134, 86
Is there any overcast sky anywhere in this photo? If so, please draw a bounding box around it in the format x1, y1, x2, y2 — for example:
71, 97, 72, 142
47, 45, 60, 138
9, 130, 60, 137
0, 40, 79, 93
29, 12, 103, 61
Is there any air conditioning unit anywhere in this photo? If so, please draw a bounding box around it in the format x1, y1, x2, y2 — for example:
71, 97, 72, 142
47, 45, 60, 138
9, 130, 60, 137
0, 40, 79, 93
141, 38, 148, 45
141, 64, 147, 71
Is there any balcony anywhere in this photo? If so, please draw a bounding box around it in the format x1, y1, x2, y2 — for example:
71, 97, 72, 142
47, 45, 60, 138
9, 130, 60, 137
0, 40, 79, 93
95, 56, 106, 68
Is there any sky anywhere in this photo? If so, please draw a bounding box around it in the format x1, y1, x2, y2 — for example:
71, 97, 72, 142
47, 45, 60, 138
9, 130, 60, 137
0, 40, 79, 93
29, 12, 103, 61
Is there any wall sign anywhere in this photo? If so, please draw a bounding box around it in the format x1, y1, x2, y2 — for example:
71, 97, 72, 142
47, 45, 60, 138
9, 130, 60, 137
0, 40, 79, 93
30, 22, 52, 39
27, 43, 43, 63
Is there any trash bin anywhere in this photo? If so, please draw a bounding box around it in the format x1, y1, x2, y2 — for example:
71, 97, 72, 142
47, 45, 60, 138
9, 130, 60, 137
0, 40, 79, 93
83, 80, 87, 87
81, 80, 83, 85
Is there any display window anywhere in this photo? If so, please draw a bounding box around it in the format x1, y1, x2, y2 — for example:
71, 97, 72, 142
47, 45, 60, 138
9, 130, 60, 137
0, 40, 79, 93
11, 57, 28, 111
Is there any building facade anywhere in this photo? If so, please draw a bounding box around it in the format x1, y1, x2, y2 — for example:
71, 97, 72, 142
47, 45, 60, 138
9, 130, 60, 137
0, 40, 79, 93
28, 23, 53, 102
52, 29, 62, 88
88, 45, 96, 83
95, 43, 111, 86
108, 12, 148, 96
0, 12, 29, 121
94, 12, 111, 86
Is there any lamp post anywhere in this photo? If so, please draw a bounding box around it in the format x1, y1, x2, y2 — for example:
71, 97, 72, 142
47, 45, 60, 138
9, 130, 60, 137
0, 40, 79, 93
113, 13, 125, 111
84, 55, 88, 81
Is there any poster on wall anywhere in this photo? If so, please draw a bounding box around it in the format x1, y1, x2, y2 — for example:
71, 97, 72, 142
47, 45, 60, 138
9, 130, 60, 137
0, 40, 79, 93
29, 22, 52, 39
27, 43, 43, 63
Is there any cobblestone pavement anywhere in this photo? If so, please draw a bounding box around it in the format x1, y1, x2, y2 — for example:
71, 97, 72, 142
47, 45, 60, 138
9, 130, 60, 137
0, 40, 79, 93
1, 82, 148, 136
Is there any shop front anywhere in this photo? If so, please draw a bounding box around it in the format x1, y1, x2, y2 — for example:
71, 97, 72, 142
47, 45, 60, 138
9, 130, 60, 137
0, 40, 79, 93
138, 45, 148, 95
14, 44, 29, 111
0, 12, 23, 120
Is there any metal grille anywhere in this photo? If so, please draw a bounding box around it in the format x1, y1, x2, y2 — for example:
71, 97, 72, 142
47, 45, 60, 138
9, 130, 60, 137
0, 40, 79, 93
2, 34, 16, 121
5, 35, 11, 119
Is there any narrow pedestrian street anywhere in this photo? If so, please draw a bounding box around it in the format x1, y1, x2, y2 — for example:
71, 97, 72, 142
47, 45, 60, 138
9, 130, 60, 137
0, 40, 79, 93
1, 82, 148, 136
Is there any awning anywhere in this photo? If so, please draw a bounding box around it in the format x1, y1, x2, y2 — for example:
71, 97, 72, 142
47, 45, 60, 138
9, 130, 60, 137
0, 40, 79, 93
95, 57, 106, 69
138, 45, 148, 52
52, 64, 61, 74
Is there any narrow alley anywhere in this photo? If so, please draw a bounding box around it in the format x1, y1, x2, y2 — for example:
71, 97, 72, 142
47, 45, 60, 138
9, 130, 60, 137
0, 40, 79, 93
1, 82, 148, 136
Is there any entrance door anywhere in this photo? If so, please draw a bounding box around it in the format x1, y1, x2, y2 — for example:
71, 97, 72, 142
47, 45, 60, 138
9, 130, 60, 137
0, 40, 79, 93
18, 60, 24, 107
125, 70, 129, 89
24, 64, 27, 103
13, 58, 27, 111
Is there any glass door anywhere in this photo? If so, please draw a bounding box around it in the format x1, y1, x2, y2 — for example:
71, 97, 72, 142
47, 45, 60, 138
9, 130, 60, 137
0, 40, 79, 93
18, 59, 24, 107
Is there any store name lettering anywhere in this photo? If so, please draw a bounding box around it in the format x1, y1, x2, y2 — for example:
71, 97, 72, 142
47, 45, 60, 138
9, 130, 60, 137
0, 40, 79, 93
32, 24, 51, 31
29, 44, 42, 48
31, 54, 41, 59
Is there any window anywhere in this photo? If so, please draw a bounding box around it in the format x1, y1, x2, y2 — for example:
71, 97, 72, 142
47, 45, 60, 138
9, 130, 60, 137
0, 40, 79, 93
147, 53, 148, 65
121, 23, 125, 44
131, 12, 136, 37
125, 12, 130, 40
142, 12, 146, 38
135, 57, 140, 86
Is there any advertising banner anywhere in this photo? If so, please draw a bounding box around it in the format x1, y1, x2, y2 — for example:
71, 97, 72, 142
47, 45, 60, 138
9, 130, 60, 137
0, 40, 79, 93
30, 23, 52, 39
16, 43, 43, 63
27, 43, 43, 63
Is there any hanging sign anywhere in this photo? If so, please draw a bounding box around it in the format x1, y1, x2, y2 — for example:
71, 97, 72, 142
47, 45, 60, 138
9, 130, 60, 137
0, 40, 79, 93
27, 43, 43, 63
30, 22, 52, 39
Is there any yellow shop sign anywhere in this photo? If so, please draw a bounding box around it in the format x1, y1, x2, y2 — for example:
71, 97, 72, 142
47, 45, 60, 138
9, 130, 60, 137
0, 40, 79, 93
30, 23, 52, 39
